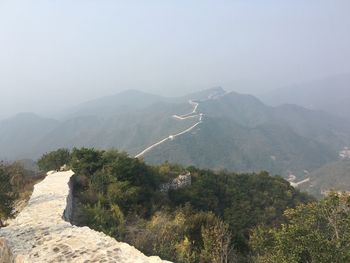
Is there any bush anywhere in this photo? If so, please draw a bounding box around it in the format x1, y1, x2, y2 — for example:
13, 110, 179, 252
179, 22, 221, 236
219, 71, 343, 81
0, 163, 16, 226
250, 193, 350, 263
37, 148, 71, 171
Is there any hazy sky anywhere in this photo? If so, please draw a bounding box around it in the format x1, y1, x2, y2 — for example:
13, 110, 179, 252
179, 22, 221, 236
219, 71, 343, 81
1, 0, 350, 118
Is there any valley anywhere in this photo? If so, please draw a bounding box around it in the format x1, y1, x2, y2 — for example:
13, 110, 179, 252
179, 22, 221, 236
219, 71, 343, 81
0, 87, 350, 197
2, 2, 350, 262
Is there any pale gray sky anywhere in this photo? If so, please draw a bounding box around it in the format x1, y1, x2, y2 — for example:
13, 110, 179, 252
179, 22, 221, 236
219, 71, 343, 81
1, 0, 350, 118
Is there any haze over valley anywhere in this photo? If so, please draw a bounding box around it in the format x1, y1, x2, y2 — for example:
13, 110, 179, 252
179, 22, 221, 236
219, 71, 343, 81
1, 1, 350, 262
1, 82, 350, 197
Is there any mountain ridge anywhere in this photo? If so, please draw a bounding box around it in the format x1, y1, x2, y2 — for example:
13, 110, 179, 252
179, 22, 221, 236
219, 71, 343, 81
260, 73, 350, 120
1, 88, 349, 186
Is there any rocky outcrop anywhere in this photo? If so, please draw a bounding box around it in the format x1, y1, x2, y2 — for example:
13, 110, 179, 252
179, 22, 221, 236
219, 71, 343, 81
0, 170, 171, 263
160, 172, 191, 192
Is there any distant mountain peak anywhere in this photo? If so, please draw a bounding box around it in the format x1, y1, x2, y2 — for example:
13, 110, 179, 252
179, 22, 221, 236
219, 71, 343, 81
208, 86, 225, 93
207, 87, 226, 99
2, 112, 56, 123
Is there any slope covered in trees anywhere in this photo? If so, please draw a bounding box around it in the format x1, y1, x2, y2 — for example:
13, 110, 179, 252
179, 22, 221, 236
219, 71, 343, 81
43, 148, 312, 262
144, 91, 350, 178
8, 148, 350, 262
2, 89, 350, 195
251, 193, 350, 262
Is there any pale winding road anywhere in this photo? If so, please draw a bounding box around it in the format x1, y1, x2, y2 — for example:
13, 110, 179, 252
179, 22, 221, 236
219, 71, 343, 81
290, 178, 310, 187
172, 100, 199, 120
135, 90, 227, 158
135, 100, 203, 158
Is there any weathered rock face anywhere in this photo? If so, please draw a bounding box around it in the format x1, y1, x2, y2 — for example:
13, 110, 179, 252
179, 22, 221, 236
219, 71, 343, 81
0, 171, 171, 263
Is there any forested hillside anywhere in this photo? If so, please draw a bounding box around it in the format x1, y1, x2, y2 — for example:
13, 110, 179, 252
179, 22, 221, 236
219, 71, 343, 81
35, 148, 350, 263
144, 91, 350, 178
37, 148, 312, 262
251, 193, 350, 262
1, 88, 350, 192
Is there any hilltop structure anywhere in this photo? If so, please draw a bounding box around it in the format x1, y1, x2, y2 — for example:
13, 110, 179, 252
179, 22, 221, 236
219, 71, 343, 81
160, 172, 191, 192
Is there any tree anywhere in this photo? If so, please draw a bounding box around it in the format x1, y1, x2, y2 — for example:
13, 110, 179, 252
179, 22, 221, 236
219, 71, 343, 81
81, 201, 125, 237
70, 148, 104, 176
0, 163, 16, 227
250, 193, 350, 263
201, 218, 234, 263
169, 170, 313, 254
68, 148, 312, 262
37, 148, 71, 171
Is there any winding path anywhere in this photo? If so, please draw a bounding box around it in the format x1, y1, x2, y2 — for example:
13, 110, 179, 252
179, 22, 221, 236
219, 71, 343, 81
172, 100, 199, 120
135, 89, 227, 158
135, 100, 203, 158
290, 178, 310, 188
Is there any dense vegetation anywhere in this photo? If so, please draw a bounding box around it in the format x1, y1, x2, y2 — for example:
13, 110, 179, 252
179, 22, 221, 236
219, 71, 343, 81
37, 148, 71, 171
51, 148, 312, 262
251, 193, 350, 262
0, 161, 44, 227
10, 148, 350, 262
9, 147, 350, 262
0, 162, 15, 226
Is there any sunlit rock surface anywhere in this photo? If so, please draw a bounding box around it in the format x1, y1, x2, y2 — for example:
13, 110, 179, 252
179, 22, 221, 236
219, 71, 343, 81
0, 170, 170, 263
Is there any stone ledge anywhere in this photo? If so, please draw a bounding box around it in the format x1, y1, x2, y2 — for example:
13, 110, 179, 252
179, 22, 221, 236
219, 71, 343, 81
0, 170, 171, 263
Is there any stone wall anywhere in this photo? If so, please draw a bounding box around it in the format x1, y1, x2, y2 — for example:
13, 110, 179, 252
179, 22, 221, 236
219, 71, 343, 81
0, 170, 171, 263
63, 177, 74, 222
160, 172, 191, 192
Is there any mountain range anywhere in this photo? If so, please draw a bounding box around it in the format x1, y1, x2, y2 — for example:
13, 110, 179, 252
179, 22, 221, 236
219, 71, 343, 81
143, 91, 350, 176
1, 83, 350, 196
